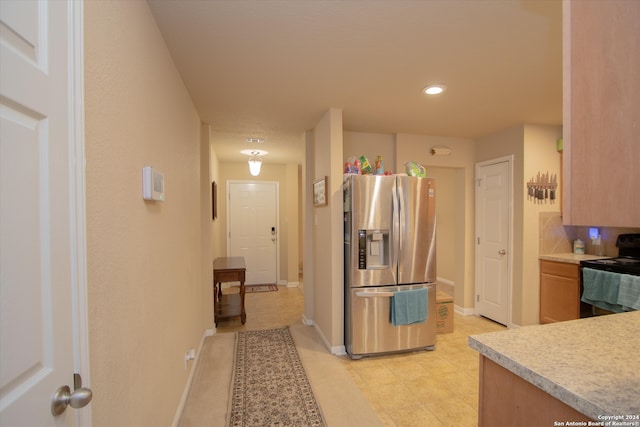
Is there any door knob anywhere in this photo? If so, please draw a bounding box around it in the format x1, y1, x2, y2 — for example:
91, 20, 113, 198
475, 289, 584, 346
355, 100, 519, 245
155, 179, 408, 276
51, 374, 93, 415
498, 249, 506, 255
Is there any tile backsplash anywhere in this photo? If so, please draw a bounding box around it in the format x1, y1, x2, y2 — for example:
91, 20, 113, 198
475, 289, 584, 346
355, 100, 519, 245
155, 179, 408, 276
539, 212, 640, 256
539, 212, 576, 254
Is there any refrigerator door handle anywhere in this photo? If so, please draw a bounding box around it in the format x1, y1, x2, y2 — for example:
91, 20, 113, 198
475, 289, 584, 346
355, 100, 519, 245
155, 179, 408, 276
397, 179, 404, 263
391, 180, 399, 282
355, 291, 395, 298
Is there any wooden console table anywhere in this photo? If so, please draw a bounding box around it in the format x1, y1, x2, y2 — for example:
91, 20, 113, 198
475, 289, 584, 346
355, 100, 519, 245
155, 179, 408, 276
213, 257, 246, 326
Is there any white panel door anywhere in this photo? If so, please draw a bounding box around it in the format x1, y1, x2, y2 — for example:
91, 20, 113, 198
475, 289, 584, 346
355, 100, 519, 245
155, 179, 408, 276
475, 159, 511, 325
228, 182, 278, 285
1, 1, 88, 425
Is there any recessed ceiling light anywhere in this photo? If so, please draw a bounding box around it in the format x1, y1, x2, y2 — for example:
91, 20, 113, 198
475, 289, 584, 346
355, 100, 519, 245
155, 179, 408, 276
246, 137, 265, 143
423, 84, 447, 95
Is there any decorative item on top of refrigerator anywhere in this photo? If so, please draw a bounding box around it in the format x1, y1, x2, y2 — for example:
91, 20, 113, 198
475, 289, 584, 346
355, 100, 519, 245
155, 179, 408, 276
344, 174, 437, 358
375, 155, 384, 175
344, 154, 385, 175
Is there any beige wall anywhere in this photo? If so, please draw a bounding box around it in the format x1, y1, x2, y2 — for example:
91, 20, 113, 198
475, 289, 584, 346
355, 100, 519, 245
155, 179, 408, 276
396, 134, 476, 309
286, 164, 301, 284
308, 109, 344, 350
302, 130, 315, 322
427, 167, 457, 284
84, 2, 208, 425
204, 124, 219, 327
521, 125, 563, 324
343, 131, 396, 173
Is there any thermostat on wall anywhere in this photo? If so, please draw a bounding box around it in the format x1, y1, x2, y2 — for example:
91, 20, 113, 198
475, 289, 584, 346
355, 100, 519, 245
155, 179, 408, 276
142, 166, 165, 201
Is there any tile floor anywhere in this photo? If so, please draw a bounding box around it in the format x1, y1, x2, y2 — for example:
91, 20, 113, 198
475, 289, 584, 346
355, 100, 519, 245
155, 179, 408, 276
213, 285, 505, 426
214, 284, 305, 333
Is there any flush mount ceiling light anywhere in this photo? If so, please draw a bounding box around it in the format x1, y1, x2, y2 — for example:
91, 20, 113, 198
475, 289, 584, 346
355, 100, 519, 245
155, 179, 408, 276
423, 84, 448, 95
241, 149, 268, 176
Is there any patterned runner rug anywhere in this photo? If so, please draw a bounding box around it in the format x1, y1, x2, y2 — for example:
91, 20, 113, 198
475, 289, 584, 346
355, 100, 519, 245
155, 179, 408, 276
245, 284, 278, 293
228, 327, 325, 426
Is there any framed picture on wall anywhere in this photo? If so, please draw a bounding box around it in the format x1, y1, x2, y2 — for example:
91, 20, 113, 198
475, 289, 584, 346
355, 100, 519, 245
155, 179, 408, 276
313, 176, 327, 207
212, 181, 217, 220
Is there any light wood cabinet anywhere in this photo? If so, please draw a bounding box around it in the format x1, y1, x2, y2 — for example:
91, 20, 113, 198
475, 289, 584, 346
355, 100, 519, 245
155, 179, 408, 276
478, 356, 591, 426
539, 260, 580, 324
562, 1, 640, 227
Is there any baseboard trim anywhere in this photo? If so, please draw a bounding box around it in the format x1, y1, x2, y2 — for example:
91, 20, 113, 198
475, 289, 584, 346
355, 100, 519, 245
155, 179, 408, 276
301, 314, 313, 326
455, 305, 476, 316
309, 322, 345, 356
171, 329, 212, 427
436, 277, 455, 287
332, 345, 347, 356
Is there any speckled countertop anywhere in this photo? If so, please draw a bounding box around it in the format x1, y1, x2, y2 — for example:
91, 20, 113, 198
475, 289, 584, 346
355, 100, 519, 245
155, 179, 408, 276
469, 311, 640, 420
539, 253, 610, 264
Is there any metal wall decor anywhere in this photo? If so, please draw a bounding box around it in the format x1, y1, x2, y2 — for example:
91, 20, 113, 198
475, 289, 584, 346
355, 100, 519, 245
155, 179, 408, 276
527, 171, 557, 203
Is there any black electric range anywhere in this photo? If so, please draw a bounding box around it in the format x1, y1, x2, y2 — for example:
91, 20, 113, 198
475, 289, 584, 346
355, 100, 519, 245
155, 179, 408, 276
579, 233, 640, 317
580, 234, 640, 276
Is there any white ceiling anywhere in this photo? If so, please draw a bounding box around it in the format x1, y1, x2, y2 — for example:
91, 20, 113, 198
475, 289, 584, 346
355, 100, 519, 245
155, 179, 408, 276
148, 0, 562, 165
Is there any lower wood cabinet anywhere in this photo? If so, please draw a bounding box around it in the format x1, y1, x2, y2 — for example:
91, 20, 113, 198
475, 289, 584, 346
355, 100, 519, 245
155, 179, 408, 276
539, 260, 580, 323
478, 356, 591, 426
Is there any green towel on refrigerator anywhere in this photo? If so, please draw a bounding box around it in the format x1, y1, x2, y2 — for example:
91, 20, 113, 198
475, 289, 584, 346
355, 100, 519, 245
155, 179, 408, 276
391, 288, 428, 326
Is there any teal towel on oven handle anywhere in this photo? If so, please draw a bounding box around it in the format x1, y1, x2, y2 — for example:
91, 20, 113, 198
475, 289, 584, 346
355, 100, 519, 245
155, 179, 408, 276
391, 288, 428, 326
580, 268, 640, 313
618, 274, 640, 311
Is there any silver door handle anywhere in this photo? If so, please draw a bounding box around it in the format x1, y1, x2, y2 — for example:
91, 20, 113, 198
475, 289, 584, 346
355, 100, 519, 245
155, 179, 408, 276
356, 291, 395, 298
51, 374, 93, 415
498, 249, 506, 255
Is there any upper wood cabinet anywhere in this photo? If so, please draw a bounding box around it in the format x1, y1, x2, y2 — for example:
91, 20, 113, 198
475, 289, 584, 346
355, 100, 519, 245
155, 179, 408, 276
562, 1, 640, 227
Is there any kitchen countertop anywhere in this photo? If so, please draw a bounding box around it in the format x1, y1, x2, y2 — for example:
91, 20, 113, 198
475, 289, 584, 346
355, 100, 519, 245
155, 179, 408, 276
468, 311, 640, 420
539, 253, 609, 264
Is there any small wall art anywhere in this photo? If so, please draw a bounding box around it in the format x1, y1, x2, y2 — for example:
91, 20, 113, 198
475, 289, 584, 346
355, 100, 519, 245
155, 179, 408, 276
313, 176, 327, 207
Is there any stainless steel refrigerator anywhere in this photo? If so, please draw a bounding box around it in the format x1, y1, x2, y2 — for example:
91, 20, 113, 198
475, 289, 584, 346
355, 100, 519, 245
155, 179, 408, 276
344, 174, 437, 358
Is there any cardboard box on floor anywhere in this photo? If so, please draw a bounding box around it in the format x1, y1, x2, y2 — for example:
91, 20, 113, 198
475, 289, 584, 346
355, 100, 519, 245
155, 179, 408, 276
436, 291, 453, 334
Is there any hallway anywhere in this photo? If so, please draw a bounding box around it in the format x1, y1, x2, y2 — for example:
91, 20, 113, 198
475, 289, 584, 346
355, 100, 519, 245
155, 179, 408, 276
191, 285, 505, 426
215, 285, 305, 333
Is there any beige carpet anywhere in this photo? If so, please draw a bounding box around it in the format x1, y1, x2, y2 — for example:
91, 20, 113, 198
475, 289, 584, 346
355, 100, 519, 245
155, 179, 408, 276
178, 324, 381, 426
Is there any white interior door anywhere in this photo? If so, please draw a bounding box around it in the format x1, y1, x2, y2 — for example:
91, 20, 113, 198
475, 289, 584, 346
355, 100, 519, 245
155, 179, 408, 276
228, 181, 278, 285
475, 158, 512, 326
0, 1, 89, 425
